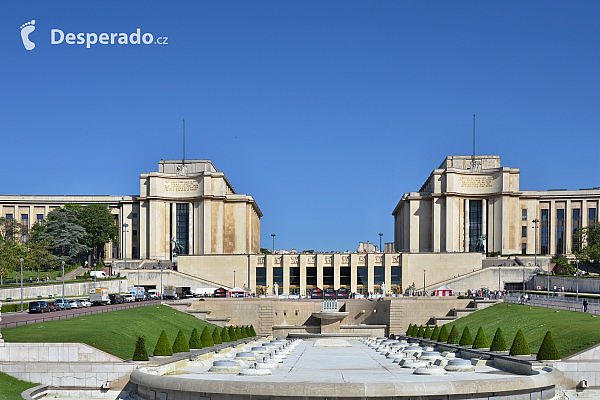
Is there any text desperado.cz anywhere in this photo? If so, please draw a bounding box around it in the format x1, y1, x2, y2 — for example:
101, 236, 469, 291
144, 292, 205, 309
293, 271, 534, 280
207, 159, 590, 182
51, 29, 167, 48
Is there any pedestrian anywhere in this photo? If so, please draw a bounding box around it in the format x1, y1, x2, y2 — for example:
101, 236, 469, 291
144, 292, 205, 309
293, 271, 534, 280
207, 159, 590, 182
583, 299, 588, 313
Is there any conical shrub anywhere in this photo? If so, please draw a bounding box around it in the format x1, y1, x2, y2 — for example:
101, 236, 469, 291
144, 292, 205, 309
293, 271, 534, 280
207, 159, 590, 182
536, 331, 560, 360
228, 326, 236, 341
447, 325, 460, 344
423, 325, 432, 339
459, 326, 474, 346
411, 324, 419, 336
416, 325, 424, 338
153, 330, 173, 356
221, 326, 231, 342
249, 325, 257, 336
438, 325, 450, 342
235, 326, 243, 340
490, 327, 507, 352
472, 327, 490, 349
132, 335, 149, 361
172, 329, 190, 353
430, 326, 440, 341
189, 328, 202, 349
509, 329, 531, 356
406, 323, 413, 336
240, 326, 248, 338
212, 327, 223, 344
201, 326, 214, 347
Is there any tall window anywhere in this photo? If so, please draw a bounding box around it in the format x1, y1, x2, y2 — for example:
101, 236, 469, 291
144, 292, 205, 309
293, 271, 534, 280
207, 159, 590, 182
36, 214, 43, 223
573, 209, 581, 251
21, 214, 28, 240
556, 209, 565, 254
469, 200, 483, 252
176, 204, 189, 255
273, 267, 283, 291
374, 266, 384, 289
306, 267, 317, 287
256, 267, 266, 287
522, 243, 527, 254
391, 266, 401, 286
357, 266, 368, 294
522, 226, 527, 238
522, 209, 527, 221
340, 267, 351, 287
541, 209, 549, 254
323, 267, 334, 288
590, 208, 597, 226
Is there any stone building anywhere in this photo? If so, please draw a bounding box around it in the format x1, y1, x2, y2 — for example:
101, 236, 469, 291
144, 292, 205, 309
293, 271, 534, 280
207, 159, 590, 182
393, 155, 599, 257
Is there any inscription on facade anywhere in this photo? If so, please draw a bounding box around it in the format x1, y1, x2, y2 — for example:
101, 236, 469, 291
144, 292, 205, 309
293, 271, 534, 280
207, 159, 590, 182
460, 176, 493, 189
164, 180, 199, 192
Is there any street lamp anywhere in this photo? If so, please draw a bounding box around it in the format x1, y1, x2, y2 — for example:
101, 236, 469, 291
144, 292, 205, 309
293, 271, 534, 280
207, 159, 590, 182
93, 263, 97, 289
271, 233, 276, 254
379, 233, 383, 252
159, 260, 163, 300
576, 260, 579, 302
233, 270, 236, 288
20, 258, 24, 313
62, 261, 65, 301
423, 269, 426, 295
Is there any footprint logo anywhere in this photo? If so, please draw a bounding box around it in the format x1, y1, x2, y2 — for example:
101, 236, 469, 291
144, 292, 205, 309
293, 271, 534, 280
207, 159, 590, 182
20, 20, 36, 50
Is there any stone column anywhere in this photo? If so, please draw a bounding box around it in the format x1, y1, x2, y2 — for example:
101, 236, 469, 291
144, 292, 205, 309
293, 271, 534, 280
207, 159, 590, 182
482, 199, 487, 251
464, 199, 470, 252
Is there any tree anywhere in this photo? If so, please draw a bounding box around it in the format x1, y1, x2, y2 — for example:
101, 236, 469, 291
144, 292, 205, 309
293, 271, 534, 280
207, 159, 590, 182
509, 329, 531, 356
0, 217, 23, 244
249, 325, 257, 336
416, 325, 424, 338
575, 224, 600, 264
405, 323, 413, 336
0, 241, 26, 285
201, 326, 214, 347
189, 328, 202, 349
447, 325, 460, 344
172, 329, 190, 353
228, 325, 237, 341
472, 327, 490, 349
40, 208, 88, 259
430, 326, 440, 341
438, 325, 450, 342
490, 327, 507, 352
153, 330, 173, 356
220, 326, 231, 343
212, 327, 223, 344
423, 325, 432, 339
132, 335, 149, 361
536, 331, 560, 360
459, 326, 473, 346
79, 204, 118, 263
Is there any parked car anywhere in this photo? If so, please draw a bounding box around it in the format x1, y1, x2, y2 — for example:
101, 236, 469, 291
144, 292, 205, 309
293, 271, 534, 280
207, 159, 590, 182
79, 299, 92, 307
53, 298, 72, 310
109, 294, 124, 304
28, 301, 50, 314
69, 299, 82, 309
47, 302, 59, 312
123, 293, 135, 303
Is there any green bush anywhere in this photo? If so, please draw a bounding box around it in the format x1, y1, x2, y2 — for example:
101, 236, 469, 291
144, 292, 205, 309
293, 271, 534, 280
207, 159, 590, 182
459, 326, 473, 346
132, 335, 149, 361
438, 325, 450, 342
430, 326, 440, 341
490, 327, 507, 352
189, 328, 202, 349
410, 324, 418, 336
447, 325, 460, 344
416, 325, 424, 338
472, 327, 490, 349
172, 329, 190, 353
235, 326, 243, 340
249, 325, 257, 336
536, 331, 560, 360
406, 323, 413, 336
228, 326, 236, 341
457, 295, 466, 299
241, 326, 249, 338
423, 325, 432, 339
153, 330, 173, 356
220, 326, 231, 342
212, 327, 223, 344
1, 303, 29, 313
509, 329, 531, 356
201, 326, 214, 347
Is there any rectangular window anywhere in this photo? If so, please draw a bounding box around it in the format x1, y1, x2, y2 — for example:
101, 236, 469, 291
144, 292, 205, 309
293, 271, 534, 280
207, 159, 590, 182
469, 200, 483, 252
522, 243, 527, 254
132, 213, 138, 219
256, 267, 266, 287
541, 209, 549, 254
573, 209, 581, 251
391, 266, 401, 286
522, 209, 527, 221
289, 267, 300, 288
306, 267, 317, 287
374, 266, 384, 287
590, 208, 597, 226
356, 266, 368, 288
556, 209, 565, 254
323, 267, 334, 287
175, 204, 189, 255
36, 214, 43, 222
273, 267, 283, 291
522, 226, 527, 238
5, 214, 12, 219
340, 266, 351, 287
132, 247, 138, 259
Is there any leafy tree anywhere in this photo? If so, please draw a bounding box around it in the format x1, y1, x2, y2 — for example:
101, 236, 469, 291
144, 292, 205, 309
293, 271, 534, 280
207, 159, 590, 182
79, 204, 118, 263
172, 329, 190, 353
0, 217, 23, 243
459, 326, 474, 346
189, 328, 202, 349
0, 241, 26, 285
132, 335, 149, 361
553, 257, 574, 275
509, 329, 531, 356
490, 327, 507, 352
416, 325, 424, 338
575, 224, 600, 263
438, 325, 450, 342
212, 327, 223, 344
235, 326, 243, 340
447, 325, 460, 344
430, 326, 440, 341
201, 327, 214, 347
260, 248, 271, 254
536, 331, 560, 360
249, 325, 257, 336
153, 330, 173, 356
40, 208, 88, 259
472, 327, 490, 349
228, 325, 237, 341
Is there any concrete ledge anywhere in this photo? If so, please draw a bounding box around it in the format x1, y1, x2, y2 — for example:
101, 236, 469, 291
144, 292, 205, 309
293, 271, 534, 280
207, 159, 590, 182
21, 384, 49, 400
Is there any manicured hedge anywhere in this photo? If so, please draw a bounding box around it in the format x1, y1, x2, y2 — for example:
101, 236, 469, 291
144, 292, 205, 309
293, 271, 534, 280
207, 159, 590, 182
536, 331, 560, 360
189, 328, 202, 349
132, 335, 149, 361
430, 325, 440, 341
509, 329, 530, 356
212, 327, 223, 344
201, 326, 214, 347
447, 325, 460, 344
438, 325, 450, 342
423, 325, 432, 339
490, 327, 507, 352
472, 327, 489, 349
153, 330, 173, 356
459, 326, 473, 346
172, 329, 190, 353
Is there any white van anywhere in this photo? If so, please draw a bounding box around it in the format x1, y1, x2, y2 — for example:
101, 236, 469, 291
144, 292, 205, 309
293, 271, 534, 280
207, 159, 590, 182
90, 271, 107, 278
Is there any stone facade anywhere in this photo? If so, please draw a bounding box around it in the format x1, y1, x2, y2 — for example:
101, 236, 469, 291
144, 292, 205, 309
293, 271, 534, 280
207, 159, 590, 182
393, 155, 600, 257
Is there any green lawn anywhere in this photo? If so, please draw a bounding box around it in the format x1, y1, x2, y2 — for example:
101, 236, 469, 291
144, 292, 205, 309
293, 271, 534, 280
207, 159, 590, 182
1, 304, 218, 360
442, 303, 600, 357
0, 371, 37, 400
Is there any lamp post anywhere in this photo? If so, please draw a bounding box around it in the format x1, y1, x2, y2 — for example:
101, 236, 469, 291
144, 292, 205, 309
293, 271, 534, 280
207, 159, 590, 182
423, 269, 426, 295
93, 263, 97, 289
576, 260, 579, 302
122, 223, 128, 295
20, 258, 24, 313
379, 233, 383, 252
233, 270, 236, 288
271, 233, 276, 254
367, 240, 370, 253
159, 260, 163, 300
62, 261, 65, 301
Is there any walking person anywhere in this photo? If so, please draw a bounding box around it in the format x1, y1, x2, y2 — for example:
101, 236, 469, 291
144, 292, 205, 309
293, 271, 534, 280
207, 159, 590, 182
583, 299, 588, 313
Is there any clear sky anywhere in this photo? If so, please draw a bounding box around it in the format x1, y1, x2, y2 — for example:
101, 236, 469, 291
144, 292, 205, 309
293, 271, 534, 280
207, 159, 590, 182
1, 1, 599, 253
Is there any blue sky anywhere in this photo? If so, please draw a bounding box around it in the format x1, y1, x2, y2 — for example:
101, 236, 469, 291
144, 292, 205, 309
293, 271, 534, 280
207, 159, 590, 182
1, 1, 599, 252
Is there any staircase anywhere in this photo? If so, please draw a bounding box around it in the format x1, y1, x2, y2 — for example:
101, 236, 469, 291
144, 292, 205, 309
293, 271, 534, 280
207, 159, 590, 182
64, 266, 88, 281
389, 301, 403, 335
259, 304, 274, 335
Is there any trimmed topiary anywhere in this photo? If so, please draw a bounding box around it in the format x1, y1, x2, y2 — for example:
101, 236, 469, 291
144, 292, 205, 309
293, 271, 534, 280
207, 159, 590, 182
447, 325, 460, 344
430, 326, 440, 341
416, 325, 424, 338
172, 329, 190, 353
472, 327, 490, 349
490, 327, 507, 352
410, 324, 418, 337
221, 326, 231, 342
438, 325, 450, 342
241, 326, 249, 338
201, 326, 214, 347
132, 335, 149, 361
235, 326, 243, 340
153, 330, 173, 356
228, 325, 237, 341
459, 326, 473, 346
189, 328, 202, 349
509, 329, 531, 356
406, 323, 413, 336
249, 325, 257, 336
212, 327, 223, 344
536, 331, 560, 360
423, 325, 432, 339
